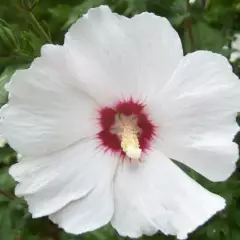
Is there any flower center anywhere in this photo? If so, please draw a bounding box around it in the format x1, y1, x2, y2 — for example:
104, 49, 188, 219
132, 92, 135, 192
97, 99, 157, 160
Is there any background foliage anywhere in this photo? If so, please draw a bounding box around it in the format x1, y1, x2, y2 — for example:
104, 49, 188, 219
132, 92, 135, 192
0, 0, 240, 239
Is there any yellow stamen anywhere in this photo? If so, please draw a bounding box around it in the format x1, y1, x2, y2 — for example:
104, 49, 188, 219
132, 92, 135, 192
120, 119, 142, 160
111, 114, 142, 160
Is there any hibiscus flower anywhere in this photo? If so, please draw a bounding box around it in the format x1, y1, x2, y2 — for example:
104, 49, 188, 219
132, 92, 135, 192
0, 5, 239, 240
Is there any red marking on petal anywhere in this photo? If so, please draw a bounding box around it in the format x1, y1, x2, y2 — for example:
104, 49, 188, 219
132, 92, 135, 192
97, 131, 120, 152
115, 98, 144, 116
98, 107, 116, 129
138, 113, 157, 151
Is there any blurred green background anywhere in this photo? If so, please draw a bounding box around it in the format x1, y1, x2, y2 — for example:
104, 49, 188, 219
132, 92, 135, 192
0, 0, 240, 239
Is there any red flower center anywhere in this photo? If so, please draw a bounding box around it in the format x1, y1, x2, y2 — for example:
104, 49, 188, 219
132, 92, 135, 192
97, 99, 157, 160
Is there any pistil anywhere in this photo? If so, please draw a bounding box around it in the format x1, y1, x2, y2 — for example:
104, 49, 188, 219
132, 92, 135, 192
112, 114, 142, 160
120, 124, 142, 159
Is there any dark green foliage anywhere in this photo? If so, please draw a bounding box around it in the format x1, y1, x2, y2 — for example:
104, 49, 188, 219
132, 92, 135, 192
0, 0, 239, 239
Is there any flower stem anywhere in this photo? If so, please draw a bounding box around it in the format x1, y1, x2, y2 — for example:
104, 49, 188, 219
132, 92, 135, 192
14, 3, 52, 43
185, 0, 195, 51
28, 12, 52, 43
0, 189, 15, 200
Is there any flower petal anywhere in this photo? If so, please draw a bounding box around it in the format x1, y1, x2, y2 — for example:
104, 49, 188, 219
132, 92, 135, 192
0, 45, 98, 157
49, 177, 114, 235
49, 154, 118, 234
151, 51, 240, 182
64, 6, 183, 105
9, 138, 118, 218
111, 150, 225, 239
0, 134, 6, 147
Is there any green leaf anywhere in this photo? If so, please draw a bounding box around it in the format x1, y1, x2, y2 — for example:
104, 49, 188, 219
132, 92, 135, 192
0, 145, 15, 165
231, 228, 240, 240
0, 204, 16, 240
48, 4, 72, 23
62, 0, 104, 30
0, 66, 16, 105
169, 12, 190, 26
0, 167, 15, 190
184, 21, 226, 53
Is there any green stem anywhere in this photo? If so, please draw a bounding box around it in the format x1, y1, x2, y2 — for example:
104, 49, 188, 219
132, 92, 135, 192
0, 189, 15, 200
185, 0, 195, 51
14, 4, 51, 43
28, 12, 52, 43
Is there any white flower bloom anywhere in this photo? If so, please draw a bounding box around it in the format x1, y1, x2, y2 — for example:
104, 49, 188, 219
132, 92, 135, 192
0, 6, 240, 239
0, 135, 6, 147
230, 33, 240, 62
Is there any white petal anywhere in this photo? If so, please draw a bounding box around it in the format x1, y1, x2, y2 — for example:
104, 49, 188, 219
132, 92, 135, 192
150, 51, 240, 182
0, 45, 98, 157
0, 135, 6, 147
64, 6, 183, 105
111, 150, 225, 239
9, 138, 118, 218
49, 154, 118, 234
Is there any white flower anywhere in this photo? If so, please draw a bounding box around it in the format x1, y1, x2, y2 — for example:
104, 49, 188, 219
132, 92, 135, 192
0, 135, 6, 147
0, 6, 239, 239
230, 33, 240, 62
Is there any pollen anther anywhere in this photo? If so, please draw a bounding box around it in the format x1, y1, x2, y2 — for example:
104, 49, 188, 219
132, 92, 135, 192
118, 116, 142, 160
